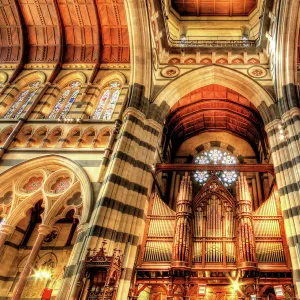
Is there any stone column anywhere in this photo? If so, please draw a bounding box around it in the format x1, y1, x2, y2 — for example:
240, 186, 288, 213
172, 173, 193, 269
266, 114, 300, 295
57, 108, 162, 300
11, 224, 51, 300
0, 224, 15, 251
236, 174, 257, 269
55, 223, 87, 300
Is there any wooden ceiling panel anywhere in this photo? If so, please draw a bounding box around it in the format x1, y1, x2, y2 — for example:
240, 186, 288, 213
172, 0, 257, 16
0, 1, 22, 62
18, 0, 61, 62
96, 0, 130, 63
0, 0, 130, 64
57, 0, 100, 62
167, 84, 264, 152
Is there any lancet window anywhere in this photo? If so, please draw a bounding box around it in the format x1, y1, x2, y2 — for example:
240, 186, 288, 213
194, 149, 238, 186
4, 82, 40, 119
49, 81, 81, 120
93, 81, 121, 120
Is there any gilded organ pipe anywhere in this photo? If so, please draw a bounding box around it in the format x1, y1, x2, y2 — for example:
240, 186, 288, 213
236, 174, 257, 269
172, 173, 193, 269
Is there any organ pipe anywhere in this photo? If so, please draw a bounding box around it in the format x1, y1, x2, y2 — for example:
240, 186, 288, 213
236, 174, 257, 269
172, 172, 192, 269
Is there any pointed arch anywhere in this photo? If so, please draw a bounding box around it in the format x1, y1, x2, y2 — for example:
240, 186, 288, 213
0, 155, 93, 227
54, 71, 87, 88
14, 71, 47, 88
153, 65, 275, 121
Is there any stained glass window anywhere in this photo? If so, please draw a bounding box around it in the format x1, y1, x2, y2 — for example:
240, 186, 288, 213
92, 81, 121, 120
194, 149, 238, 186
49, 81, 81, 120
103, 89, 120, 120
93, 90, 110, 119
4, 81, 40, 119
0, 218, 5, 230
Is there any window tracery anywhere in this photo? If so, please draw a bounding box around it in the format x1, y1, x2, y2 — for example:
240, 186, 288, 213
93, 81, 121, 120
4, 81, 40, 119
49, 81, 81, 120
194, 149, 238, 186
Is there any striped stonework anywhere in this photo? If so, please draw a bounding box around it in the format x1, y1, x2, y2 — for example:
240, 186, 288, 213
56, 107, 162, 300
265, 112, 300, 294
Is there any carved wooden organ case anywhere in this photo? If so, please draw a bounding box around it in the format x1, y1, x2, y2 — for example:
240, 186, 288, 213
135, 174, 293, 299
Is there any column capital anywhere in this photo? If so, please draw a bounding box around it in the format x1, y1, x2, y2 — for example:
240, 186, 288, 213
264, 119, 281, 133
0, 224, 15, 235
38, 224, 52, 235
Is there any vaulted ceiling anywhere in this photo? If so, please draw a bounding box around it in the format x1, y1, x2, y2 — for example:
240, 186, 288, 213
0, 0, 130, 64
171, 0, 258, 16
166, 84, 265, 154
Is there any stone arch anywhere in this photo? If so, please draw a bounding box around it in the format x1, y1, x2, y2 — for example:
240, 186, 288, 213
124, 0, 151, 98
13, 125, 33, 148
14, 71, 47, 89
43, 126, 63, 148
275, 0, 300, 98
95, 127, 112, 148
192, 141, 243, 161
62, 127, 82, 148
0, 155, 93, 227
0, 71, 8, 84
78, 127, 96, 148
152, 65, 276, 124
54, 71, 87, 88
95, 71, 127, 88
0, 126, 13, 146
27, 126, 48, 148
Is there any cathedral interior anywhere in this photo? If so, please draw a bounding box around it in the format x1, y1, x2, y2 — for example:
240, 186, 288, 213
0, 0, 299, 299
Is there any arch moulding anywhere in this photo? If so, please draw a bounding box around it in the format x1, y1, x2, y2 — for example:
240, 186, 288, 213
153, 65, 275, 110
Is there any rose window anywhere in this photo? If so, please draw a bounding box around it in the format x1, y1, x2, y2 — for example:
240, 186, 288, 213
194, 149, 238, 187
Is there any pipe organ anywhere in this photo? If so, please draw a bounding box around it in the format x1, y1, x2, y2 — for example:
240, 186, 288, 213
135, 174, 293, 299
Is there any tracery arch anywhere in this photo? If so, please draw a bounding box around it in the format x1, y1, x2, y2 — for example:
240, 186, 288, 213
0, 154, 92, 229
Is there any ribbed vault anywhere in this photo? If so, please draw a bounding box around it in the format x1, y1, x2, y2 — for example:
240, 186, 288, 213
0, 0, 130, 63
166, 84, 265, 154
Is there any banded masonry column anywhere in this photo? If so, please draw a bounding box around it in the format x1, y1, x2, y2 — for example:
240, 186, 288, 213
171, 173, 193, 269
59, 107, 162, 300
236, 174, 257, 269
11, 224, 52, 300
55, 223, 88, 299
0, 224, 15, 251
266, 114, 300, 294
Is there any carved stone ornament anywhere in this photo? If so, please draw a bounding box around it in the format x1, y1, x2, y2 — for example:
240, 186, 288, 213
161, 66, 180, 78
247, 66, 267, 78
